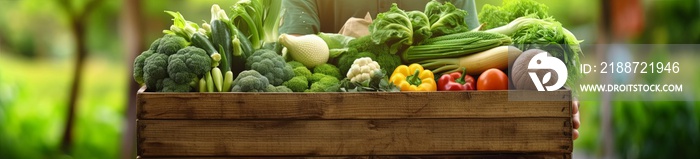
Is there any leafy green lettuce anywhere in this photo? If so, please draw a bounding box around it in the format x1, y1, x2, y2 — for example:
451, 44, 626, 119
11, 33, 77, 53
317, 32, 355, 58
424, 0, 470, 36
480, 0, 583, 87
407, 11, 432, 45
478, 0, 550, 30
369, 3, 413, 55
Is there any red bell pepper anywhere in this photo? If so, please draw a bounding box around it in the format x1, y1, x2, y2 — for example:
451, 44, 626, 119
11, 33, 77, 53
437, 68, 475, 91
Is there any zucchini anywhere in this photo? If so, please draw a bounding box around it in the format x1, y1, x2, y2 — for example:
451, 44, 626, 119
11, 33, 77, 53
190, 32, 221, 66
210, 19, 232, 73
235, 28, 255, 58
227, 27, 254, 76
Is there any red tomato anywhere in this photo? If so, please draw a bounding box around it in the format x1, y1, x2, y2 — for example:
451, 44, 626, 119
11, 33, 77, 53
477, 68, 508, 90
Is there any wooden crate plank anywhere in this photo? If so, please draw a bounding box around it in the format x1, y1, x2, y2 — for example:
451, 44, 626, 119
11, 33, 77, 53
137, 88, 571, 120
138, 153, 570, 159
138, 118, 572, 157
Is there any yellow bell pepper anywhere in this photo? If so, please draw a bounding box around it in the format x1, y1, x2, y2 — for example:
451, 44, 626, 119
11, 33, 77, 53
389, 64, 437, 91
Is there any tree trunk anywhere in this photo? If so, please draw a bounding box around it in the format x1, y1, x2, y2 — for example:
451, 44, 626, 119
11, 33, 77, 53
121, 0, 143, 158
62, 18, 86, 153
59, 0, 104, 154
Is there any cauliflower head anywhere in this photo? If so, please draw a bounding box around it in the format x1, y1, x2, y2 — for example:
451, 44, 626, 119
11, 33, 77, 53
346, 57, 381, 83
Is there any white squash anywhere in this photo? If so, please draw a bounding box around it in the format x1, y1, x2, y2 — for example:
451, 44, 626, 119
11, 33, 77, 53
278, 34, 329, 68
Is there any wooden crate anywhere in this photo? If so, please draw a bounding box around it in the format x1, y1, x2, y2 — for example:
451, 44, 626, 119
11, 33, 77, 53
136, 87, 573, 158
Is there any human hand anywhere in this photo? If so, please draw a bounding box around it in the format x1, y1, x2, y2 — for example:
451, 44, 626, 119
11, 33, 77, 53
572, 100, 580, 140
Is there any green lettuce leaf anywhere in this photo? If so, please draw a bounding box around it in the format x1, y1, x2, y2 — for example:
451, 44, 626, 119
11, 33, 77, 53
424, 0, 470, 36
407, 11, 432, 45
478, 0, 550, 30
368, 3, 413, 55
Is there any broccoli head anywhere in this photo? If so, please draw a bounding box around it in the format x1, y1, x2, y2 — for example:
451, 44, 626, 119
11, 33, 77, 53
157, 34, 189, 55
161, 78, 192, 92
167, 46, 212, 84
307, 76, 340, 92
231, 70, 270, 92
246, 49, 295, 86
287, 61, 306, 69
154, 78, 166, 91
148, 37, 162, 51
283, 63, 313, 92
348, 35, 390, 55
309, 73, 333, 84
133, 50, 155, 85
313, 64, 342, 79
283, 76, 308, 92
293, 67, 312, 79
143, 53, 169, 91
374, 52, 402, 75
265, 85, 293, 92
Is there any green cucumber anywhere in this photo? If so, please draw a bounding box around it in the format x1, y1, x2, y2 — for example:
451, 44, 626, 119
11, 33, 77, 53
235, 28, 254, 58
211, 19, 232, 73
190, 32, 221, 65
227, 26, 253, 76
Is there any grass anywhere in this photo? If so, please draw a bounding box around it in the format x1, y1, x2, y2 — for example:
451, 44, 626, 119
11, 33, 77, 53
0, 53, 127, 158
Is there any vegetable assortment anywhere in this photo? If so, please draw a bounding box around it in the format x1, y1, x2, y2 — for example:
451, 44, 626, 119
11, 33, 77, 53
133, 0, 583, 93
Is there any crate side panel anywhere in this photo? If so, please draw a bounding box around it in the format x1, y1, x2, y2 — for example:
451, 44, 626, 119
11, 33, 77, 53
137, 118, 572, 157
137, 153, 570, 158
137, 90, 571, 119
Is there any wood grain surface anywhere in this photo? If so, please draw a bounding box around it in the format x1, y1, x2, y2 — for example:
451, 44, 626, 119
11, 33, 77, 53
136, 87, 573, 158
137, 88, 572, 120
138, 153, 571, 159
138, 118, 572, 157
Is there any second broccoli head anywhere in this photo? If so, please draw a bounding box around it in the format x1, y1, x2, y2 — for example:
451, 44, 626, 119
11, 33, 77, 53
231, 70, 270, 92
134, 34, 212, 92
231, 70, 293, 92
282, 61, 342, 92
168, 46, 212, 84
245, 49, 295, 86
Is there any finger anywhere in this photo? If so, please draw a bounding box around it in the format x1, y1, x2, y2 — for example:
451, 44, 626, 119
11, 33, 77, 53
573, 129, 579, 140
572, 100, 579, 114
573, 110, 580, 129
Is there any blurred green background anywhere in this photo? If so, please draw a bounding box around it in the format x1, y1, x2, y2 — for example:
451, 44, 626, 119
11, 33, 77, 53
0, 0, 698, 158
